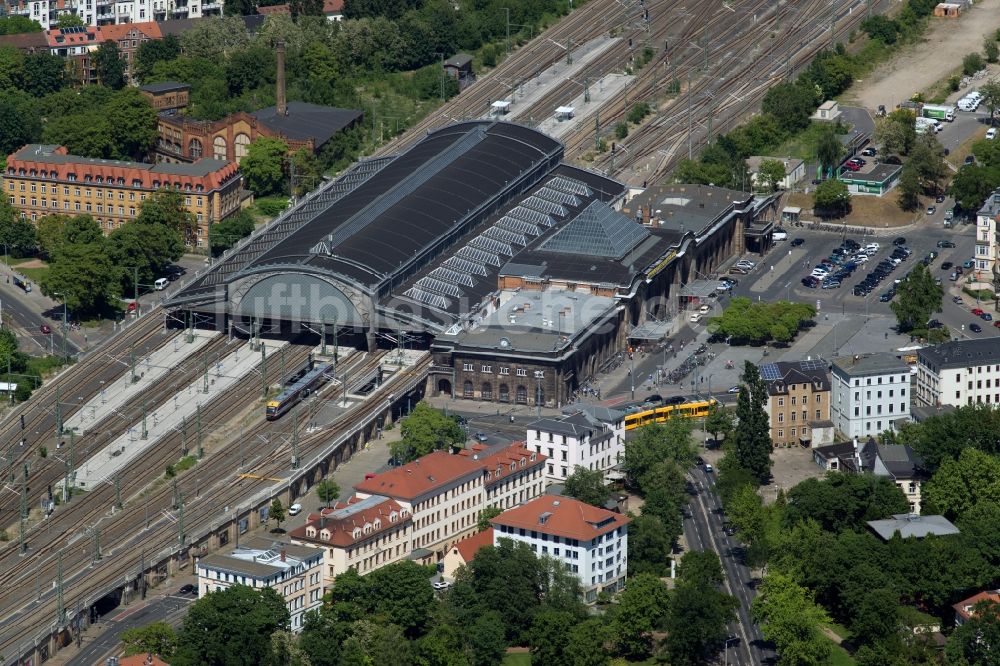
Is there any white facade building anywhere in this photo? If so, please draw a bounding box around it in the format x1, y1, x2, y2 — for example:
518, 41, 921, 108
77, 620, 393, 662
917, 338, 1000, 407
830, 353, 912, 438
195, 537, 324, 632
976, 189, 1000, 279
7, 0, 219, 28
527, 407, 625, 484
491, 495, 630, 602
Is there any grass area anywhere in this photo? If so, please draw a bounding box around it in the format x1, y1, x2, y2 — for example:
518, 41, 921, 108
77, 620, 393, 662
946, 125, 990, 170
785, 189, 918, 228
175, 455, 198, 473
825, 621, 851, 641
501, 654, 531, 666
25, 355, 72, 378
0, 257, 50, 284
252, 196, 290, 218
827, 640, 857, 666
767, 122, 836, 162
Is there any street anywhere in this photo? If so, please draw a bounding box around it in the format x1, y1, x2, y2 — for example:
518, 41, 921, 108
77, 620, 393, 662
684, 464, 772, 666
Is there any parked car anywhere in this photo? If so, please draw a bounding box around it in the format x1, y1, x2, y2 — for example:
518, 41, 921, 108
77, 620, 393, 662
474, 432, 489, 442
790, 238, 804, 247
822, 280, 841, 289
965, 155, 976, 165
892, 237, 906, 246
941, 261, 953, 270
982, 312, 994, 321
699, 304, 711, 315
861, 147, 877, 156
988, 128, 997, 140
727, 386, 741, 394
973, 308, 985, 316
926, 206, 937, 215
288, 503, 302, 516
433, 580, 452, 590
179, 584, 196, 595
40, 324, 51, 335
927, 319, 943, 329
971, 323, 983, 333
963, 259, 975, 269
954, 296, 965, 304
879, 292, 893, 302
936, 194, 946, 203
937, 240, 955, 248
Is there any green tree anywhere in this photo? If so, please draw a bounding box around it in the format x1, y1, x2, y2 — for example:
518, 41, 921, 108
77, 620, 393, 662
106, 88, 159, 161
986, 37, 1000, 64
627, 513, 671, 576
732, 361, 772, 483
242, 137, 289, 197
0, 90, 41, 155
752, 572, 831, 666
897, 164, 921, 211
816, 125, 843, 176
946, 598, 1000, 665
963, 51, 985, 76
704, 403, 736, 443
340, 620, 411, 666
209, 209, 256, 256
224, 0, 258, 16
137, 189, 197, 242
614, 122, 628, 140
269, 498, 286, 530
563, 466, 610, 507
610, 573, 670, 659
265, 630, 312, 666
665, 561, 738, 666
135, 34, 181, 83
21, 53, 65, 96
890, 262, 942, 332
173, 586, 290, 666
637, 461, 686, 545
108, 221, 183, 294
527, 609, 577, 666
874, 115, 910, 157
0, 328, 26, 375
861, 15, 899, 44
391, 402, 465, 463
476, 505, 502, 532
677, 550, 725, 587
906, 133, 948, 194
54, 13, 85, 28
727, 483, 766, 548
621, 419, 697, 489
290, 0, 324, 18
224, 45, 275, 95
923, 448, 1000, 520
365, 560, 437, 637
564, 618, 610, 666
0, 16, 43, 35
980, 78, 1000, 126
314, 478, 340, 507
466, 610, 506, 666
756, 158, 787, 193
849, 587, 900, 648
0, 200, 37, 257
299, 609, 347, 666
762, 81, 816, 132
41, 238, 121, 316
812, 178, 851, 218
94, 40, 127, 89
782, 473, 909, 533
121, 621, 177, 658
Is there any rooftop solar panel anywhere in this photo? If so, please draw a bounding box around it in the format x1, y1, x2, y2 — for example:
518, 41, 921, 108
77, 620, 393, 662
759, 363, 780, 381
799, 358, 828, 371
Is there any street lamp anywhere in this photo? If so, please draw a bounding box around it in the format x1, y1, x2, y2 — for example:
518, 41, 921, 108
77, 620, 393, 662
708, 373, 714, 397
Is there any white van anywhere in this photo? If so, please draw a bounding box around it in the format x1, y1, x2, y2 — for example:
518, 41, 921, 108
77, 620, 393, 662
154, 277, 168, 290
988, 128, 998, 140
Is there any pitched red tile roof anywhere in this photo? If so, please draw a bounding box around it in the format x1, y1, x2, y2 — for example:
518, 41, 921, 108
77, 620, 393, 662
453, 527, 493, 563
491, 495, 629, 541
953, 590, 1000, 622
459, 441, 545, 487
354, 450, 482, 501
97, 21, 162, 43
258, 0, 342, 14
288, 495, 411, 548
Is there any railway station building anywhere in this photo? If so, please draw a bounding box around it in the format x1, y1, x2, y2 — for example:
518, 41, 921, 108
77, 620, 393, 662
167, 120, 772, 406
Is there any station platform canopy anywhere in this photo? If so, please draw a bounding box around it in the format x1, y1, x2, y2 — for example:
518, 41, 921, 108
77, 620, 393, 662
679, 280, 720, 299
628, 320, 671, 341
491, 100, 511, 116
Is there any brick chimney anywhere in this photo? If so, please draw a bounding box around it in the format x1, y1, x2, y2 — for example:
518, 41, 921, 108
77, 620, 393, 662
280, 548, 287, 562
275, 40, 287, 117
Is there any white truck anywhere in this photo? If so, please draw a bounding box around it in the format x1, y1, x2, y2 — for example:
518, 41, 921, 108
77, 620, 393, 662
915, 117, 941, 134
922, 104, 956, 122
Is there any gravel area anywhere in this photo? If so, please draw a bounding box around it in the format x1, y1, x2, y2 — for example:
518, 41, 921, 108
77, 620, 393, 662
848, 0, 1000, 110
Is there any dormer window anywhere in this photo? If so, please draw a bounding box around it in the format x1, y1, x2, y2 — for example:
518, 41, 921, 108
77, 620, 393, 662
320, 529, 330, 540
509, 462, 515, 472
351, 527, 361, 539
530, 452, 537, 461
306, 526, 316, 537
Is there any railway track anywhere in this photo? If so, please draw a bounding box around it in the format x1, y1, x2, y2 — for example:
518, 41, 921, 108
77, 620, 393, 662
0, 348, 402, 660
0, 315, 169, 518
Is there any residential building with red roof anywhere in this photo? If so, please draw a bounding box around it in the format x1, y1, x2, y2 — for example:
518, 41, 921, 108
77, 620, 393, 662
96, 21, 161, 83
442, 527, 493, 578
257, 0, 343, 20
354, 450, 485, 560
491, 494, 630, 602
287, 494, 412, 589
953, 590, 1000, 626
4, 144, 243, 247
459, 441, 546, 510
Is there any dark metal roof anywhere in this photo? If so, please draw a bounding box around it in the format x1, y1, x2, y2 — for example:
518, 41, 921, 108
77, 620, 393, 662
918, 338, 1000, 369
249, 121, 562, 291
139, 81, 190, 93
250, 102, 363, 147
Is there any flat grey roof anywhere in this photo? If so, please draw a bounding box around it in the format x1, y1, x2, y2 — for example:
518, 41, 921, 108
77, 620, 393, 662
679, 279, 720, 298
868, 514, 959, 540
140, 81, 190, 93
840, 163, 901, 185
832, 352, 911, 377
622, 183, 754, 235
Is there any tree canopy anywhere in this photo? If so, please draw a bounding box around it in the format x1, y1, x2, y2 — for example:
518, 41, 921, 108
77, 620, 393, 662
242, 137, 290, 197
391, 402, 465, 463
709, 297, 815, 345
732, 361, 773, 483
890, 262, 942, 333
563, 466, 611, 507
813, 178, 852, 218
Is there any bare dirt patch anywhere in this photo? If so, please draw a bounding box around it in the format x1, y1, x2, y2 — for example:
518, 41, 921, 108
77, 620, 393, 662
847, 0, 1000, 111
786, 189, 919, 228
14, 259, 46, 269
